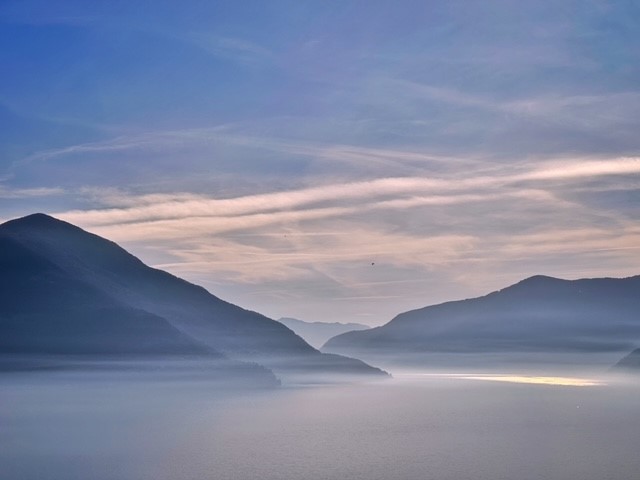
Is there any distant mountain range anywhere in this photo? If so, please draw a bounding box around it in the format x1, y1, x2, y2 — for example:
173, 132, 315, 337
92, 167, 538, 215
324, 274, 640, 363
0, 214, 386, 381
277, 317, 369, 349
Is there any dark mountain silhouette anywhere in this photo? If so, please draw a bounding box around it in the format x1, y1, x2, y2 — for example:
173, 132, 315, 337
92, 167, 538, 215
324, 274, 640, 360
0, 213, 385, 379
614, 348, 640, 370
278, 317, 370, 349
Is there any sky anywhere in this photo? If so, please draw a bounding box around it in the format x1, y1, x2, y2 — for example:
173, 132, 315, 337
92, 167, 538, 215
1, 0, 639, 326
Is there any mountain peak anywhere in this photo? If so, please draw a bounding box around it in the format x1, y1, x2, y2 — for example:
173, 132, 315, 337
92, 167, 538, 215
1, 212, 71, 230
518, 274, 560, 284
501, 274, 566, 293
324, 272, 640, 359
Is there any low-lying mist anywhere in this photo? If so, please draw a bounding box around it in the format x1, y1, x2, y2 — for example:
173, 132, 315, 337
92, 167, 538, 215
2, 361, 639, 480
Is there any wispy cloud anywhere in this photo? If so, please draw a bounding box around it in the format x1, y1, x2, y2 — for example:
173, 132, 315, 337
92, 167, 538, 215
58, 156, 640, 228
0, 186, 64, 199
188, 34, 274, 67
13, 134, 169, 168
398, 79, 640, 133
152, 229, 477, 283
15, 126, 470, 171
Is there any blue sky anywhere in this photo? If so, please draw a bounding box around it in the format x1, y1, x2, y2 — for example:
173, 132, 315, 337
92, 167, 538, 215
1, 0, 639, 325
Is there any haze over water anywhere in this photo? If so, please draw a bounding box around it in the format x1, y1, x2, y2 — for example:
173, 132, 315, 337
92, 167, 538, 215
2, 370, 639, 480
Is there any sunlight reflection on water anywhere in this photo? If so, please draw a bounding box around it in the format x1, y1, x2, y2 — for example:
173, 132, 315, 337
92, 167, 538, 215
396, 372, 605, 386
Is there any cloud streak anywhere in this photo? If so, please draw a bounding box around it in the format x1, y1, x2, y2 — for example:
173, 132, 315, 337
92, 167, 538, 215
188, 34, 274, 67
0, 186, 64, 198
58, 156, 640, 229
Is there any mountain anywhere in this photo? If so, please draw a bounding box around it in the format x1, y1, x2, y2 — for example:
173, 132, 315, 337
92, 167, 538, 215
277, 317, 370, 349
0, 213, 386, 380
323, 274, 640, 363
614, 348, 640, 370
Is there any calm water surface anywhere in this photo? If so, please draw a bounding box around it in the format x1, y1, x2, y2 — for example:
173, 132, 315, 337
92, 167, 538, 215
2, 370, 639, 480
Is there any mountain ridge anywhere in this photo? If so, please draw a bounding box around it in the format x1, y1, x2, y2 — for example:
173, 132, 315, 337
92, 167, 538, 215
0, 213, 386, 380
323, 274, 640, 361
278, 317, 370, 349
614, 348, 640, 370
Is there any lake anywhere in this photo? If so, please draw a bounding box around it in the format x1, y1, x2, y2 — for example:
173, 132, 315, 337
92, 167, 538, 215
2, 369, 639, 480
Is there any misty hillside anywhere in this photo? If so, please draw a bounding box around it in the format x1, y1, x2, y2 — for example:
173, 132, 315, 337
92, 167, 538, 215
0, 214, 385, 378
278, 317, 370, 349
614, 348, 640, 370
324, 274, 640, 359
